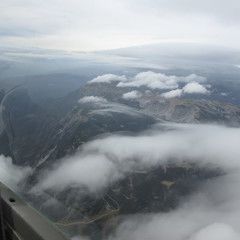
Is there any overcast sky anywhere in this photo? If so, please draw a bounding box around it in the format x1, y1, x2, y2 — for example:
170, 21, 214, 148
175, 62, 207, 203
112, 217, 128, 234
1, 0, 240, 51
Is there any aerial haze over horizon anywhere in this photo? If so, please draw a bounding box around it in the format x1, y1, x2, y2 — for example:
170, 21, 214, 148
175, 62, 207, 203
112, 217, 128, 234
1, 0, 240, 51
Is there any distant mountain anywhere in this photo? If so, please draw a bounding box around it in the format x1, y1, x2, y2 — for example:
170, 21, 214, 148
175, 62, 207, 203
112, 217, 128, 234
0, 84, 155, 168
138, 96, 240, 126
102, 42, 240, 65
0, 79, 239, 171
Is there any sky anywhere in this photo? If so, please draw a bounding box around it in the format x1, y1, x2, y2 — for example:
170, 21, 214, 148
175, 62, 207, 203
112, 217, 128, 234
1, 0, 240, 51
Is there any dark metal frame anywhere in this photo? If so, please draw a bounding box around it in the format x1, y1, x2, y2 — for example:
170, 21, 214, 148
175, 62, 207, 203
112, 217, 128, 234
0, 183, 68, 240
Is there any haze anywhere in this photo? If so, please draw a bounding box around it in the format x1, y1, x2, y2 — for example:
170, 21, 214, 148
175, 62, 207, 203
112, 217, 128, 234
1, 0, 240, 51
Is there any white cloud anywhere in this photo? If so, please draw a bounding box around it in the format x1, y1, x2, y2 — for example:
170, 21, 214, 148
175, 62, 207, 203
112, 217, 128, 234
89, 71, 207, 91
108, 170, 240, 240
78, 97, 143, 117
34, 124, 240, 240
36, 124, 240, 193
117, 71, 179, 89
161, 81, 210, 98
122, 90, 142, 100
0, 155, 31, 190
1, 0, 240, 50
37, 154, 120, 193
78, 96, 144, 117
183, 82, 209, 94
109, 200, 240, 240
88, 74, 127, 84
90, 102, 143, 117
190, 223, 240, 240
78, 96, 107, 104
161, 89, 183, 98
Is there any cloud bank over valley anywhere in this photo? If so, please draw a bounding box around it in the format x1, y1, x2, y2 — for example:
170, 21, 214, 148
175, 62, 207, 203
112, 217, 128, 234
28, 123, 240, 240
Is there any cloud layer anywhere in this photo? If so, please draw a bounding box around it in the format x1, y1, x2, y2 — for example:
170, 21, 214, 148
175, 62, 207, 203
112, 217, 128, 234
122, 90, 142, 100
0, 155, 31, 190
36, 124, 240, 192
33, 123, 240, 240
1, 0, 240, 50
190, 223, 240, 240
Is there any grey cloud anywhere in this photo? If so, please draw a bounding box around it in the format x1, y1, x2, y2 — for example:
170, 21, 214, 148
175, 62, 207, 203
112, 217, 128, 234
1, 0, 240, 50
34, 123, 240, 240
0, 28, 40, 37
0, 155, 31, 190
133, 0, 240, 23
108, 172, 240, 240
36, 124, 240, 193
190, 223, 240, 240
37, 154, 120, 193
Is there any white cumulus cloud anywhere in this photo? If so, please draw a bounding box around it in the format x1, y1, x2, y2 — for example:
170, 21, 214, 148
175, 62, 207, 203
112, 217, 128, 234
89, 71, 207, 92
122, 90, 142, 100
88, 74, 127, 84
161, 81, 209, 98
117, 71, 179, 89
161, 89, 183, 98
78, 96, 107, 104
183, 82, 209, 94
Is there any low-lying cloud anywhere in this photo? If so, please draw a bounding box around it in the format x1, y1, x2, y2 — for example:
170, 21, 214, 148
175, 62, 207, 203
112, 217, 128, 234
190, 223, 240, 240
161, 82, 209, 98
89, 72, 206, 89
117, 71, 179, 89
0, 155, 31, 190
122, 90, 142, 100
78, 95, 144, 117
78, 96, 108, 104
183, 82, 209, 94
118, 72, 206, 90
36, 124, 240, 191
108, 170, 240, 240
89, 74, 127, 84
161, 89, 183, 98
37, 154, 120, 193
32, 123, 240, 240
88, 72, 210, 99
